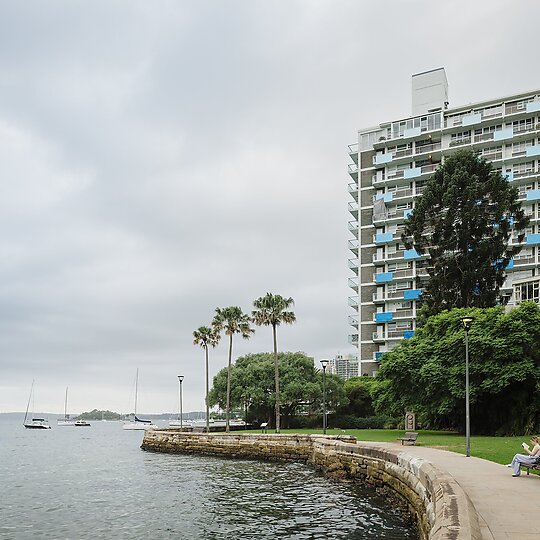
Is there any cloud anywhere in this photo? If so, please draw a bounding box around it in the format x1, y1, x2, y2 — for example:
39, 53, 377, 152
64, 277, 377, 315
0, 0, 539, 412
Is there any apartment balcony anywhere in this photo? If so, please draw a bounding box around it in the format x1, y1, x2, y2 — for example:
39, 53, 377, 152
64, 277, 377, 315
513, 255, 536, 267
372, 329, 414, 341
392, 268, 414, 279
474, 132, 495, 143
373, 208, 412, 224
372, 290, 407, 302
348, 239, 359, 255
414, 142, 442, 159
448, 137, 472, 148
348, 163, 358, 180
348, 182, 358, 201
348, 201, 358, 218
348, 333, 358, 345
348, 221, 358, 238
348, 143, 358, 165
348, 258, 358, 274
348, 314, 359, 328
348, 277, 358, 292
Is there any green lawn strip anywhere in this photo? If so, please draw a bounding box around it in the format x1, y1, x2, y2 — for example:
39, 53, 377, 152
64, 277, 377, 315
244, 428, 530, 466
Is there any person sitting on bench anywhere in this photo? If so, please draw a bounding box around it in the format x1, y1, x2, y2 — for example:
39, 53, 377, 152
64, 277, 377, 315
507, 435, 540, 477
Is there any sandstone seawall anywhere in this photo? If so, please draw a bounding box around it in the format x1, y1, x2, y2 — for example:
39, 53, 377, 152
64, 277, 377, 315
141, 431, 481, 540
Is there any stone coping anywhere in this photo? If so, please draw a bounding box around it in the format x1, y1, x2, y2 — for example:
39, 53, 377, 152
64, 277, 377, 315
141, 431, 482, 540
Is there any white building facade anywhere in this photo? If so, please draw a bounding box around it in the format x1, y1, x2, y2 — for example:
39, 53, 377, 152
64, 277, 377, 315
328, 354, 359, 380
348, 68, 540, 376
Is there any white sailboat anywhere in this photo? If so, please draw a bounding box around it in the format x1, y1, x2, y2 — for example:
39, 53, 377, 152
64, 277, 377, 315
122, 369, 157, 431
23, 380, 51, 430
57, 387, 76, 426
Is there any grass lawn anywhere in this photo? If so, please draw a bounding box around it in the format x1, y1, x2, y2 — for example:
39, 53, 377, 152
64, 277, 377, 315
245, 428, 532, 466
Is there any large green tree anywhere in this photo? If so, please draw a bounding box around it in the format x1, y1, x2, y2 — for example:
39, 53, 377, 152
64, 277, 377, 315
372, 303, 540, 435
193, 325, 221, 433
252, 292, 296, 433
403, 149, 529, 315
212, 306, 254, 432
208, 352, 347, 428
336, 376, 377, 417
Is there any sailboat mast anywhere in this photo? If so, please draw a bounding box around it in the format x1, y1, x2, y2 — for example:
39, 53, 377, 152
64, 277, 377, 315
134, 369, 138, 417
64, 387, 68, 419
24, 380, 34, 425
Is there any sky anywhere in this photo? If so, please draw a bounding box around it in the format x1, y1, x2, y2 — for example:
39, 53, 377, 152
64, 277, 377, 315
1, 0, 539, 414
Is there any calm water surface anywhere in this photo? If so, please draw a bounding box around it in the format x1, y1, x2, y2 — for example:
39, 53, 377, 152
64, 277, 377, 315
0, 417, 417, 539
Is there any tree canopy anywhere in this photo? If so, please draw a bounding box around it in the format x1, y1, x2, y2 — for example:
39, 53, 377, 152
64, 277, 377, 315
372, 303, 540, 435
208, 351, 347, 427
403, 149, 529, 314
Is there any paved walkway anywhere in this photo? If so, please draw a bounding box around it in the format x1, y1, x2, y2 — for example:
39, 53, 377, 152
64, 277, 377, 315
365, 442, 539, 540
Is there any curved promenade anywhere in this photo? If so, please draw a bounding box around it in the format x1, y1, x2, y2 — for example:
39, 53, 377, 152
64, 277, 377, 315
385, 442, 539, 540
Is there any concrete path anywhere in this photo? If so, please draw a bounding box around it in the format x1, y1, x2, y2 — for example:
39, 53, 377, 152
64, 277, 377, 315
364, 442, 539, 540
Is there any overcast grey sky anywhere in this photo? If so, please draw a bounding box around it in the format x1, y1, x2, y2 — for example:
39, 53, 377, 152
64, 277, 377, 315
1, 0, 539, 414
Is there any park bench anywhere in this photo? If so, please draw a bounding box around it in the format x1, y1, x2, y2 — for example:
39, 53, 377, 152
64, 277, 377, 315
398, 432, 418, 445
521, 458, 540, 476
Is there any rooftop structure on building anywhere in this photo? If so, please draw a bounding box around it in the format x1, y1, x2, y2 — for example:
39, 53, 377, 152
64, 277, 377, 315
348, 68, 540, 376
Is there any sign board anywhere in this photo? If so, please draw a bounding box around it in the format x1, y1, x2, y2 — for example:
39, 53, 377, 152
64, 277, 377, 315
405, 411, 416, 431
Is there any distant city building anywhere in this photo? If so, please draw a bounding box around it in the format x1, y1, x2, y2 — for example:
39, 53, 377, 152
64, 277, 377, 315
328, 354, 358, 380
348, 68, 540, 376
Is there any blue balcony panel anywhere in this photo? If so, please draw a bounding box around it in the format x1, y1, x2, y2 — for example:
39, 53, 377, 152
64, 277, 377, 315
462, 113, 482, 127
375, 232, 393, 244
404, 209, 413, 219
375, 352, 383, 361
375, 193, 394, 203
494, 128, 513, 141
526, 101, 540, 113
375, 312, 393, 323
526, 233, 540, 245
506, 259, 515, 269
375, 153, 393, 165
526, 145, 540, 158
404, 248, 422, 260
403, 330, 415, 339
404, 167, 421, 179
504, 171, 513, 181
403, 289, 422, 300
526, 189, 540, 202
375, 272, 394, 283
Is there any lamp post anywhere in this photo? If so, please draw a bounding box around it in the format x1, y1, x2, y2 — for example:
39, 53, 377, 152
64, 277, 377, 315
460, 317, 473, 457
320, 359, 329, 435
178, 375, 184, 430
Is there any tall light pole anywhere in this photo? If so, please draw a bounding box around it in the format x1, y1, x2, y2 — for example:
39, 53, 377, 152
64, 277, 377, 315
320, 359, 329, 435
178, 375, 184, 430
460, 317, 473, 457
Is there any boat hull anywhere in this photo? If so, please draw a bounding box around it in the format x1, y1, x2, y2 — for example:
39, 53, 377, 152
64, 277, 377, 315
123, 422, 157, 430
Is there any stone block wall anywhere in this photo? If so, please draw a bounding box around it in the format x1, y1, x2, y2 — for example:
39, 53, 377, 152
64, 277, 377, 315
142, 431, 481, 540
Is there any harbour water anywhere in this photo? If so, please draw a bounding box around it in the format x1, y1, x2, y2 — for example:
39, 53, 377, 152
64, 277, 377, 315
0, 416, 417, 539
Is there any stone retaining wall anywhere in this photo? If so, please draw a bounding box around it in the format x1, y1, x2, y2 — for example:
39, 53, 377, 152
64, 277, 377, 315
141, 431, 482, 540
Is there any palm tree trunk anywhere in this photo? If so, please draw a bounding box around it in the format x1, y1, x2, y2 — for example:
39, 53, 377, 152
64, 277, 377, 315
205, 345, 210, 434
273, 323, 280, 433
225, 334, 233, 433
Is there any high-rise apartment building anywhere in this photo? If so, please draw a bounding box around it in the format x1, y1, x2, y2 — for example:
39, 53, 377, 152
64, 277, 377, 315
348, 68, 540, 376
328, 354, 358, 380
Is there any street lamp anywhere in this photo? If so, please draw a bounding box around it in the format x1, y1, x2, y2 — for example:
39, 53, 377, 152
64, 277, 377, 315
178, 375, 184, 430
320, 359, 329, 435
460, 317, 474, 457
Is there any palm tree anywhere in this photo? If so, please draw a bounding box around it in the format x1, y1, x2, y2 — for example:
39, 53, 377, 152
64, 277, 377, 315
212, 306, 254, 432
193, 326, 221, 433
252, 293, 296, 433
